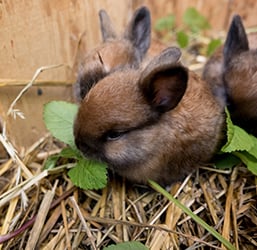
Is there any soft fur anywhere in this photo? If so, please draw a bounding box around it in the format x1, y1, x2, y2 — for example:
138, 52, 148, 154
223, 16, 257, 135
203, 15, 257, 135
74, 6, 151, 101
74, 47, 225, 185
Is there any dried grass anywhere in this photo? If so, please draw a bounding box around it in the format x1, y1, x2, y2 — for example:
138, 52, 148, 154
0, 56, 257, 250
0, 143, 256, 250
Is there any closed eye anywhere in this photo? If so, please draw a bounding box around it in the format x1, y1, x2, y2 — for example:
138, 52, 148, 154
97, 51, 104, 65
105, 130, 127, 141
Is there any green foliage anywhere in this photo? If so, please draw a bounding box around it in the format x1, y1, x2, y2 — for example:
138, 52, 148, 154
68, 159, 107, 190
44, 101, 78, 149
176, 30, 189, 48
43, 101, 107, 190
217, 108, 257, 176
206, 39, 222, 56
154, 7, 221, 56
103, 241, 148, 250
154, 14, 175, 32
183, 7, 210, 33
213, 154, 241, 170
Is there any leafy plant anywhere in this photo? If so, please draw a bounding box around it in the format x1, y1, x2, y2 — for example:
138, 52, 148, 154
155, 14, 175, 32
43, 101, 108, 190
215, 108, 257, 175
154, 7, 222, 55
183, 7, 210, 33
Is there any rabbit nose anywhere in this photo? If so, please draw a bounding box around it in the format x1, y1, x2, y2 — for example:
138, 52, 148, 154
74, 135, 88, 151
75, 135, 99, 156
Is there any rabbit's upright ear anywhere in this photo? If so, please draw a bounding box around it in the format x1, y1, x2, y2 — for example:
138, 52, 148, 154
139, 47, 188, 113
224, 15, 249, 65
99, 10, 117, 41
124, 6, 151, 59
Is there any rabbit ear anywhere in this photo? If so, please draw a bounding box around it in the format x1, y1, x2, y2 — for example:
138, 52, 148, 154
139, 47, 188, 113
224, 15, 249, 65
99, 10, 117, 41
124, 6, 151, 59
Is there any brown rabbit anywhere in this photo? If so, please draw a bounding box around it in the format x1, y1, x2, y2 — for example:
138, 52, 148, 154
203, 15, 257, 112
74, 47, 225, 185
74, 6, 151, 101
222, 15, 257, 135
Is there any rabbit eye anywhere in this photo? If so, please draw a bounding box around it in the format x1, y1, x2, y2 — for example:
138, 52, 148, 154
105, 130, 126, 141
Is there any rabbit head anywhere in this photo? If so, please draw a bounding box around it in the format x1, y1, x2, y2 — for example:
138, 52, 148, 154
223, 15, 257, 135
74, 47, 224, 185
74, 6, 151, 101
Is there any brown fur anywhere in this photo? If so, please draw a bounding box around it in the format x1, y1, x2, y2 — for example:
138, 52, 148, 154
224, 46, 257, 135
203, 15, 257, 135
74, 47, 225, 185
74, 6, 151, 101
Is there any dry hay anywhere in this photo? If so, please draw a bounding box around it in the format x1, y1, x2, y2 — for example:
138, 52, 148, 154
0, 136, 256, 249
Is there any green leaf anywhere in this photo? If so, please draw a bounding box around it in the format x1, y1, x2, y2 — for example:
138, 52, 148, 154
68, 158, 107, 190
43, 101, 78, 148
220, 108, 257, 176
233, 151, 257, 176
183, 7, 210, 33
44, 155, 60, 170
155, 14, 175, 32
59, 147, 81, 160
103, 241, 148, 250
207, 39, 222, 56
221, 108, 254, 153
213, 154, 241, 170
176, 31, 189, 48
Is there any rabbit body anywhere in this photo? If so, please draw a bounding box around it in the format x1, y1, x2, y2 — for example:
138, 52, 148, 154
203, 15, 257, 135
74, 48, 225, 185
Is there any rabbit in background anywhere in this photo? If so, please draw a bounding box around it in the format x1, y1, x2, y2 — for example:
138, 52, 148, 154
203, 15, 257, 136
74, 47, 225, 185
74, 6, 151, 102
223, 16, 257, 135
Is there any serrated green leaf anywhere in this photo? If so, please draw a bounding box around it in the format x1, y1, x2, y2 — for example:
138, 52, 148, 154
154, 14, 175, 32
176, 31, 189, 48
103, 241, 148, 250
43, 101, 78, 148
220, 108, 257, 176
222, 125, 255, 153
207, 39, 222, 56
183, 7, 210, 33
68, 158, 107, 190
59, 147, 81, 160
247, 135, 257, 158
221, 108, 254, 153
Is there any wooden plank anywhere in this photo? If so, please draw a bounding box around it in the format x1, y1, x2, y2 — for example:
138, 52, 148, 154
0, 0, 131, 81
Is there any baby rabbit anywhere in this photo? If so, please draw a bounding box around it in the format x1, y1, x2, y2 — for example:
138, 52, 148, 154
204, 15, 257, 135
74, 6, 151, 101
222, 15, 257, 135
74, 47, 225, 185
